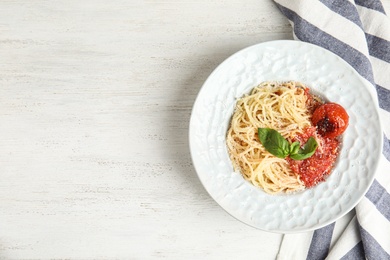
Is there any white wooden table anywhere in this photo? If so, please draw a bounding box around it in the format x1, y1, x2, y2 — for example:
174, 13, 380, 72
1, 1, 389, 259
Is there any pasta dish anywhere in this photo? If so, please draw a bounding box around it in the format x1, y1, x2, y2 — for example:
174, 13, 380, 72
226, 81, 348, 194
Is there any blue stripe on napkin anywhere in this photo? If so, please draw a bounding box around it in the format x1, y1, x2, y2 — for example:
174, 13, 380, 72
376, 85, 390, 111
384, 140, 390, 161
320, 0, 363, 28
355, 0, 386, 14
360, 226, 390, 259
365, 180, 390, 220
306, 223, 335, 260
366, 34, 390, 63
384, 135, 390, 161
340, 241, 365, 260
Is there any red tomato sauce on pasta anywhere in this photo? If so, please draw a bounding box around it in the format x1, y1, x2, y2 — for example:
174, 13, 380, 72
285, 89, 347, 188
287, 127, 340, 187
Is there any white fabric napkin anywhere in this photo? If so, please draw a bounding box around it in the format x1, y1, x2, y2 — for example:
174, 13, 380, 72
272, 0, 390, 259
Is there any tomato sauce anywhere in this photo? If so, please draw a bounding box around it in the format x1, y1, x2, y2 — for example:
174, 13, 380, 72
286, 91, 347, 188
287, 128, 339, 187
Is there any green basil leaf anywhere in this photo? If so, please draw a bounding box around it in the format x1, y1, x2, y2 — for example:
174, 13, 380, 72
289, 137, 318, 160
289, 141, 300, 155
257, 128, 269, 145
289, 153, 310, 160
258, 128, 290, 159
302, 137, 318, 154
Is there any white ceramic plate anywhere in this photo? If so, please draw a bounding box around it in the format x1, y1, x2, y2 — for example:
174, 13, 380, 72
189, 40, 383, 233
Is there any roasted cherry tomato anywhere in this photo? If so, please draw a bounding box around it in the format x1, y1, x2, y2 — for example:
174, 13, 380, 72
311, 103, 349, 138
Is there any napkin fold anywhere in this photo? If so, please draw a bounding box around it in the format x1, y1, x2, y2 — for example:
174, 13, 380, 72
271, 0, 390, 259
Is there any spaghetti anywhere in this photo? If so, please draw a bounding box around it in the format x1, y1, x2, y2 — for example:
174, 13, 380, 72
226, 81, 324, 194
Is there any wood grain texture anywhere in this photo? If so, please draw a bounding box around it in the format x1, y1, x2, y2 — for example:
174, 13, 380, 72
0, 0, 388, 259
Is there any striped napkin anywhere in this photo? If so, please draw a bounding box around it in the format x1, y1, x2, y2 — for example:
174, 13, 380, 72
272, 0, 390, 259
